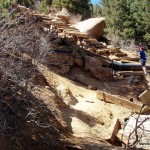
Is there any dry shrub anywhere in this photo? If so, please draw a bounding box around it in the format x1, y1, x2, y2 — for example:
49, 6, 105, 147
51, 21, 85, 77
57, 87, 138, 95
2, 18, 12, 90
109, 34, 120, 47
110, 34, 138, 53
119, 40, 138, 53
69, 14, 82, 24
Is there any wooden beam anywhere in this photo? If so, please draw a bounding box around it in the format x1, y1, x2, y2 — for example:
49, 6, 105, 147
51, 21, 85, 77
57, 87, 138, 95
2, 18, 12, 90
121, 57, 139, 61
139, 90, 150, 105
97, 49, 110, 54
42, 20, 66, 26
96, 91, 149, 113
65, 31, 90, 38
116, 71, 149, 77
114, 53, 127, 57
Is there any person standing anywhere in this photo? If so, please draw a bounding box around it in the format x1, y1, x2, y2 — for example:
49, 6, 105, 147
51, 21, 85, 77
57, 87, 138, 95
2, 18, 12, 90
139, 45, 148, 75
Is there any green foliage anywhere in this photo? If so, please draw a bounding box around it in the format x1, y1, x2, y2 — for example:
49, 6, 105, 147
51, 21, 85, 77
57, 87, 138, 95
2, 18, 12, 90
16, 0, 35, 7
0, 0, 13, 18
38, 0, 49, 14
52, 0, 92, 17
92, 3, 102, 17
101, 0, 150, 45
130, 0, 150, 44
47, 0, 52, 5
51, 0, 61, 10
0, 0, 13, 9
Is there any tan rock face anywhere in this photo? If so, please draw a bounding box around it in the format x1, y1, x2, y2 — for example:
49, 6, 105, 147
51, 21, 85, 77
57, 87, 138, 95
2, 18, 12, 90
85, 56, 103, 71
90, 67, 112, 81
84, 56, 112, 81
72, 18, 106, 39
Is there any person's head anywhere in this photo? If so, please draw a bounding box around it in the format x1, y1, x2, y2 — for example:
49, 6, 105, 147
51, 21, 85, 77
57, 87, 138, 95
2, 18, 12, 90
140, 45, 144, 51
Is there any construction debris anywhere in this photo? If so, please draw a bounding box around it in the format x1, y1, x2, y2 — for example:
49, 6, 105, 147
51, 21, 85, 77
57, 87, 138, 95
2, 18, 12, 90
96, 91, 150, 113
139, 90, 150, 105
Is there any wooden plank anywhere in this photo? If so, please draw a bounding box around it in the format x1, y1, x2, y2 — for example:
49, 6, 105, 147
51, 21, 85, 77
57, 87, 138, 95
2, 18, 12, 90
106, 119, 122, 146
41, 17, 52, 21
97, 49, 110, 54
96, 91, 145, 113
111, 119, 121, 140
139, 90, 150, 105
116, 71, 150, 77
121, 57, 139, 61
42, 20, 66, 26
63, 28, 79, 32
95, 44, 106, 48
114, 53, 127, 57
65, 31, 90, 38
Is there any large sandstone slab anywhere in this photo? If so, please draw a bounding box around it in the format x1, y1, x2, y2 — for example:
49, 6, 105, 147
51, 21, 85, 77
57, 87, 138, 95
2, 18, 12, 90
72, 18, 106, 39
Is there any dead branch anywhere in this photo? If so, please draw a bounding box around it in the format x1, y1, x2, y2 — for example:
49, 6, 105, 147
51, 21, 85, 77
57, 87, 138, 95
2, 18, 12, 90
125, 104, 150, 149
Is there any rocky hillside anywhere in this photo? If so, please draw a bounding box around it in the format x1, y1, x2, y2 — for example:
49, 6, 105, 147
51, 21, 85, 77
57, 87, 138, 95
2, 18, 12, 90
0, 4, 150, 150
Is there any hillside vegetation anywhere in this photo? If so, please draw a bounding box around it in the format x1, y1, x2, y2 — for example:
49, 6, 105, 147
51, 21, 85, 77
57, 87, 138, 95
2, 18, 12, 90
1, 0, 150, 46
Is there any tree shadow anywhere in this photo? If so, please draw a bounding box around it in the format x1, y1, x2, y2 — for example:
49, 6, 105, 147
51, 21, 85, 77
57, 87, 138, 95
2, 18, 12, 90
0, 77, 68, 150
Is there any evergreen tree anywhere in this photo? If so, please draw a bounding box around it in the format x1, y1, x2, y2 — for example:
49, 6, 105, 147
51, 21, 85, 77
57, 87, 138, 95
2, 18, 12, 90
47, 0, 52, 5
101, 0, 130, 37
52, 0, 62, 10
0, 0, 13, 9
101, 0, 150, 45
16, 0, 35, 7
92, 3, 102, 17
52, 0, 92, 17
130, 0, 150, 44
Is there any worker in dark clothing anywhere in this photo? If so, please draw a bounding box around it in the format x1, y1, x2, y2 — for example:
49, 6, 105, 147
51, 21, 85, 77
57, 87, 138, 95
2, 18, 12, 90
139, 46, 147, 75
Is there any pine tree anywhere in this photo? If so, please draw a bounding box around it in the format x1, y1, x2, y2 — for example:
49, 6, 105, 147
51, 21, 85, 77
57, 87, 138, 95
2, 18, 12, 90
16, 0, 35, 7
101, 0, 129, 37
52, 0, 62, 10
52, 0, 92, 17
130, 0, 150, 44
92, 4, 102, 17
101, 0, 150, 45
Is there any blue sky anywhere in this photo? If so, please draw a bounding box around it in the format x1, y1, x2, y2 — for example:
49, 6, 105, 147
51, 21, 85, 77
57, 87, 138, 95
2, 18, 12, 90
91, 0, 100, 4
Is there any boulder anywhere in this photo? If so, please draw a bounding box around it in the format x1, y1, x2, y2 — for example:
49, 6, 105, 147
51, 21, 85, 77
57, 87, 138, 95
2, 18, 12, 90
90, 67, 112, 81
71, 17, 106, 39
85, 56, 103, 71
56, 8, 71, 24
